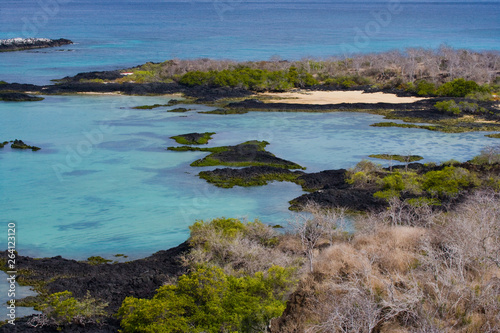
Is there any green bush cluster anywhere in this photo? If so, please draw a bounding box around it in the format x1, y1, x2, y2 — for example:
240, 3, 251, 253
118, 265, 295, 333
406, 78, 490, 97
373, 166, 479, 201
178, 66, 317, 91
36, 291, 108, 326
434, 100, 486, 115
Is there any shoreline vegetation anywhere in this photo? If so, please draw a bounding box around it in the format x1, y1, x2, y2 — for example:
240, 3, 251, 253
2, 47, 500, 332
2, 151, 499, 332
1, 47, 499, 135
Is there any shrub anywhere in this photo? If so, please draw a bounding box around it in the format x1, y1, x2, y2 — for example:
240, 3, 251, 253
374, 171, 422, 200
422, 166, 477, 197
346, 160, 383, 189
471, 145, 500, 164
33, 291, 108, 327
437, 78, 488, 97
118, 265, 295, 333
186, 218, 299, 275
415, 79, 437, 96
434, 100, 461, 115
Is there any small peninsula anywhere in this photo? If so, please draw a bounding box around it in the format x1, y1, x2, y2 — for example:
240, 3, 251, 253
0, 38, 73, 52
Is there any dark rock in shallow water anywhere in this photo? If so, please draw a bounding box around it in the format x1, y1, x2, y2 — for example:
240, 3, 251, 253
170, 132, 215, 145
60, 70, 124, 83
10, 139, 41, 151
199, 165, 304, 188
0, 38, 73, 52
0, 92, 43, 102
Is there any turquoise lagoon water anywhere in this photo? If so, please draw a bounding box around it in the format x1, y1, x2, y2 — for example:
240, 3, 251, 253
0, 94, 497, 259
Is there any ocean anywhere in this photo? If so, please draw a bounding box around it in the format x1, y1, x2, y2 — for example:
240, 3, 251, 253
0, 1, 498, 84
0, 0, 498, 258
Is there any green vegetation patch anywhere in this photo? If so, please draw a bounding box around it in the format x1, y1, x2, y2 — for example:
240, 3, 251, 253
370, 121, 500, 134
371, 122, 442, 131
36, 291, 108, 328
168, 140, 305, 169
132, 99, 181, 109
198, 166, 304, 188
485, 133, 500, 139
85, 256, 112, 265
118, 265, 294, 333
199, 108, 249, 115
369, 154, 423, 163
167, 107, 191, 113
170, 132, 216, 145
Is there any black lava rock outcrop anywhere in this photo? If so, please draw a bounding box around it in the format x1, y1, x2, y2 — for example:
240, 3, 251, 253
0, 38, 73, 52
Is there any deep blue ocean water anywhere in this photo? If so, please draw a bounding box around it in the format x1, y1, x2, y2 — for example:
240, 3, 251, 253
0, 1, 499, 84
0, 1, 498, 316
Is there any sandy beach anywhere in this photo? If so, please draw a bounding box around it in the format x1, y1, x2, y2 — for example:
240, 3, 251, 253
259, 90, 427, 104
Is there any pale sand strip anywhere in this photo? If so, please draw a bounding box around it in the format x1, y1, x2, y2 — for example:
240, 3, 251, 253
259, 90, 427, 105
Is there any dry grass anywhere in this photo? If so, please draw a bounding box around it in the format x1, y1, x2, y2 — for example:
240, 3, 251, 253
272, 191, 500, 333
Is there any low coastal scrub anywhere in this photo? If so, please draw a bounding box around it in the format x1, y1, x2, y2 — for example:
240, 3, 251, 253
179, 66, 318, 91
272, 191, 500, 332
434, 99, 486, 115
110, 48, 499, 98
346, 148, 500, 204
118, 218, 301, 333
29, 291, 108, 328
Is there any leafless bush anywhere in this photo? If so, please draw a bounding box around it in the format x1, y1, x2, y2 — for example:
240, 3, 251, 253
289, 202, 350, 273
380, 197, 437, 227
282, 191, 500, 332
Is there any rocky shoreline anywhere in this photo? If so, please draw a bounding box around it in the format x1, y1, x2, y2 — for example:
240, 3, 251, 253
0, 38, 73, 52
0, 242, 189, 333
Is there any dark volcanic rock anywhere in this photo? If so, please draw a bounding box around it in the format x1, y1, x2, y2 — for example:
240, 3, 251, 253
0, 92, 43, 102
202, 142, 304, 169
13, 241, 189, 311
297, 169, 348, 191
0, 38, 73, 52
171, 132, 214, 145
61, 70, 124, 83
10, 139, 41, 151
290, 188, 386, 212
0, 242, 189, 333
